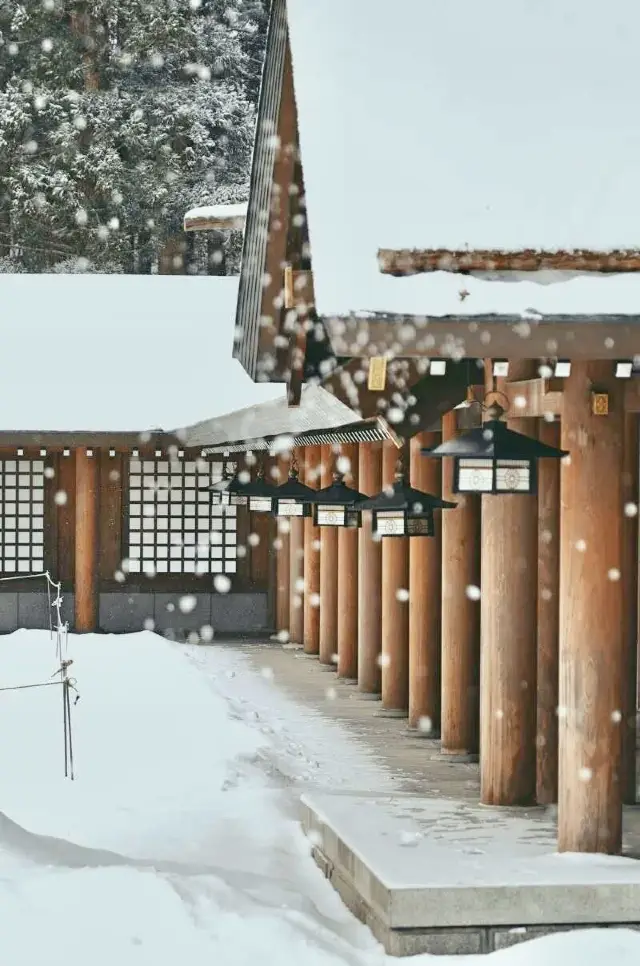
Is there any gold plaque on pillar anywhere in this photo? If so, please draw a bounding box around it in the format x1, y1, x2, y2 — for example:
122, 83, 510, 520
591, 392, 609, 416
283, 265, 294, 309
368, 356, 388, 391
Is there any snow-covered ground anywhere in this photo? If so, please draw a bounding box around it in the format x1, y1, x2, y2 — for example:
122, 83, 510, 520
0, 629, 637, 965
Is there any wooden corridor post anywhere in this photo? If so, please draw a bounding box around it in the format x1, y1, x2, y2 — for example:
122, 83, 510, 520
337, 443, 359, 681
289, 447, 305, 646
408, 431, 442, 732
275, 455, 291, 639
380, 441, 410, 714
481, 362, 538, 806
319, 445, 339, 666
75, 447, 98, 632
440, 410, 481, 759
536, 418, 561, 804
558, 362, 625, 853
622, 413, 639, 805
358, 442, 383, 695
303, 444, 321, 655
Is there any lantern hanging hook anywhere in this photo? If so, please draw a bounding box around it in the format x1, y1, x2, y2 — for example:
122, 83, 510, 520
464, 388, 510, 421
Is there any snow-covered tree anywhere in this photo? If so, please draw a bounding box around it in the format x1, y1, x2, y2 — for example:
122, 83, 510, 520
0, 0, 268, 272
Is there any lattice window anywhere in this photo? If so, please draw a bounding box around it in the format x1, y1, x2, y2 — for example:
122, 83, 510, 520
126, 457, 237, 576
0, 459, 45, 574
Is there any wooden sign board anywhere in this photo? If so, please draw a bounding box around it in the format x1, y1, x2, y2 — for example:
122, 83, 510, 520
591, 392, 609, 416
368, 356, 388, 391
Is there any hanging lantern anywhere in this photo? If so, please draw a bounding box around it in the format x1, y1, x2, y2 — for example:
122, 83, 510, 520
271, 465, 316, 517
307, 472, 369, 528
358, 461, 456, 537
422, 402, 568, 495
229, 465, 278, 512
208, 462, 245, 508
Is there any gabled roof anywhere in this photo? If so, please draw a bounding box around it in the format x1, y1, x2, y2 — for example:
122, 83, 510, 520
286, 0, 640, 319
183, 382, 359, 449
0, 274, 280, 434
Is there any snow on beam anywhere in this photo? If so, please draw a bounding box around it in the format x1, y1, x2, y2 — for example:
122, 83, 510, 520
183, 203, 248, 233
378, 248, 640, 277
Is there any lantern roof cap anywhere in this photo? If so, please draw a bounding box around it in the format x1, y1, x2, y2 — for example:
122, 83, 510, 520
422, 418, 568, 461
359, 475, 456, 513
273, 468, 317, 501
307, 474, 368, 506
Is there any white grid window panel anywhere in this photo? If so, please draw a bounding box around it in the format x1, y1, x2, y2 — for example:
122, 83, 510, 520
0, 460, 45, 574
126, 459, 238, 575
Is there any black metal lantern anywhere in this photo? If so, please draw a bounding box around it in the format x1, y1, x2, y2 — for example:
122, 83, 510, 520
307, 473, 369, 528
422, 402, 568, 495
271, 465, 316, 518
358, 462, 456, 537
231, 465, 278, 512
208, 463, 245, 508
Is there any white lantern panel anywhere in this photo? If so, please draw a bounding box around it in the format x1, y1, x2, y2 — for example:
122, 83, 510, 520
375, 511, 406, 537
457, 458, 493, 492
249, 496, 273, 513
496, 460, 531, 492
277, 499, 303, 517
316, 505, 345, 527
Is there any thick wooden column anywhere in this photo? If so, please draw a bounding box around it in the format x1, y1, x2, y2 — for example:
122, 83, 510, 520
380, 442, 410, 714
289, 447, 305, 646
481, 362, 538, 806
408, 431, 442, 732
303, 444, 321, 655
536, 418, 561, 804
275, 455, 291, 639
337, 443, 359, 681
75, 447, 99, 632
558, 362, 625, 853
440, 410, 481, 758
319, 445, 339, 666
358, 442, 383, 694
622, 414, 639, 805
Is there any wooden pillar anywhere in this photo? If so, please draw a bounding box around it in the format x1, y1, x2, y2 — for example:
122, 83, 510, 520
380, 442, 410, 714
275, 455, 291, 638
358, 442, 383, 694
481, 361, 538, 806
558, 361, 625, 854
536, 418, 561, 804
319, 445, 339, 666
337, 443, 359, 681
303, 444, 321, 655
440, 410, 481, 758
408, 431, 442, 732
622, 414, 639, 805
289, 447, 305, 646
74, 447, 99, 632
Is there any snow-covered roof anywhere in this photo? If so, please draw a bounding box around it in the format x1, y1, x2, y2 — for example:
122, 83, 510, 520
286, 0, 640, 318
184, 203, 248, 232
184, 383, 358, 449
0, 274, 282, 434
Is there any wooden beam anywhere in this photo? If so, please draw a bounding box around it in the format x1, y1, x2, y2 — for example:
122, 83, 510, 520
337, 443, 359, 681
480, 362, 538, 806
357, 442, 383, 695
505, 378, 563, 418
380, 441, 410, 715
319, 445, 339, 666
378, 247, 640, 276
286, 270, 314, 407
75, 448, 99, 632
558, 361, 625, 854
408, 431, 442, 733
440, 411, 481, 759
326, 316, 640, 362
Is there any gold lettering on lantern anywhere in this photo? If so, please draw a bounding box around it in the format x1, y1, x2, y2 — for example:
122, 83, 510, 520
591, 392, 609, 416
368, 356, 388, 391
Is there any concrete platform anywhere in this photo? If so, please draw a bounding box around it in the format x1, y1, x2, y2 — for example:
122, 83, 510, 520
232, 642, 640, 956
301, 791, 640, 956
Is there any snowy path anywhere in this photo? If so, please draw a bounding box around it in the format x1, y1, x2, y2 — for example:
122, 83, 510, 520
0, 630, 637, 965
